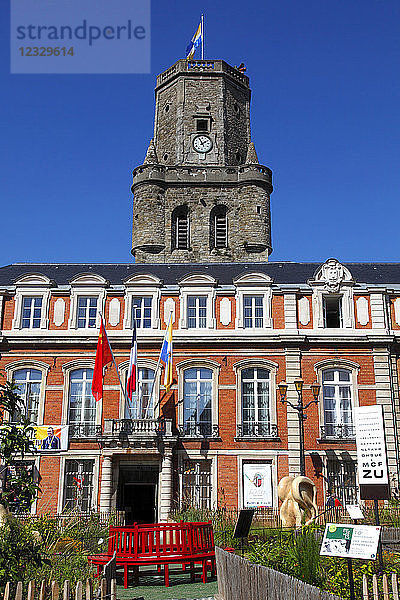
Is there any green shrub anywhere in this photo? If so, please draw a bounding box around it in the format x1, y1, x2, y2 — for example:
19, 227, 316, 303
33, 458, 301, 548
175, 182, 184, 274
0, 516, 45, 587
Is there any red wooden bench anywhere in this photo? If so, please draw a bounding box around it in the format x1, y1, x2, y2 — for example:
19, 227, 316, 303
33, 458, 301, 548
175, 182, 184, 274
88, 521, 216, 588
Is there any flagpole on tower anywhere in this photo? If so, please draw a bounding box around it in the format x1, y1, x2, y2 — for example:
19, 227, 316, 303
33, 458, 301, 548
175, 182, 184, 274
201, 13, 204, 59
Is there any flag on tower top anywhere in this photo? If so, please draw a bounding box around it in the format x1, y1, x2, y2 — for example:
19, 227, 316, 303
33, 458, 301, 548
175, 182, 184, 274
186, 19, 203, 60
91, 318, 113, 402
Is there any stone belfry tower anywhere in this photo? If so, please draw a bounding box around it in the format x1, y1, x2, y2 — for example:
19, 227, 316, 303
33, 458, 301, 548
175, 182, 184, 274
131, 59, 273, 263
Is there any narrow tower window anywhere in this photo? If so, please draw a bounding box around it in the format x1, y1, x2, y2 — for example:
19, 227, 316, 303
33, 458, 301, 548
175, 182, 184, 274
210, 205, 228, 249
172, 205, 189, 250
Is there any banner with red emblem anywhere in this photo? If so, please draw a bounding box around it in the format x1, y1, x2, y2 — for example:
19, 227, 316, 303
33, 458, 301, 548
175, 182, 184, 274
243, 463, 272, 508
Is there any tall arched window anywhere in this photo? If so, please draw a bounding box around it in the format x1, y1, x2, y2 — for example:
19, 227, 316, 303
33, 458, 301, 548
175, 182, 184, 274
68, 368, 96, 436
322, 369, 354, 438
241, 367, 271, 436
172, 205, 189, 250
183, 367, 212, 436
210, 205, 228, 249
125, 367, 155, 419
12, 368, 42, 424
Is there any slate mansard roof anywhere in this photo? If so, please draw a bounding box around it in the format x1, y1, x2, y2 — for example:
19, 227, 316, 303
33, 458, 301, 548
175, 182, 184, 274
1, 262, 400, 289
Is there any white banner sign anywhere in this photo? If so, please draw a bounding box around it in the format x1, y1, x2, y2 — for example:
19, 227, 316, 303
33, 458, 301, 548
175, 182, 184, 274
243, 463, 272, 508
320, 523, 381, 560
346, 505, 365, 520
354, 405, 388, 485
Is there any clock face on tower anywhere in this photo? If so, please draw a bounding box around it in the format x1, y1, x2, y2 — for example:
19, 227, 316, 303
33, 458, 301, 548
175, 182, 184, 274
193, 134, 213, 153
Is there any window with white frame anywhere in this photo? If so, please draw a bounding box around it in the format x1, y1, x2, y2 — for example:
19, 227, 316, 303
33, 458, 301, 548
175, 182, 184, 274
132, 297, 152, 329
63, 459, 94, 512
125, 367, 155, 419
76, 297, 98, 328
12, 368, 42, 424
183, 368, 212, 436
21, 297, 42, 329
68, 368, 96, 436
322, 369, 354, 439
180, 459, 212, 509
240, 368, 273, 436
244, 295, 263, 328
187, 296, 207, 329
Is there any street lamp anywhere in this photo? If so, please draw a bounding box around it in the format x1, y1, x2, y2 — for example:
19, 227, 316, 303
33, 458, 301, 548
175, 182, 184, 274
278, 379, 321, 476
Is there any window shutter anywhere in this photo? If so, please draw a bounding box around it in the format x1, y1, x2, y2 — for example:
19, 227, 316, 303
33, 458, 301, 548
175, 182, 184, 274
214, 212, 227, 248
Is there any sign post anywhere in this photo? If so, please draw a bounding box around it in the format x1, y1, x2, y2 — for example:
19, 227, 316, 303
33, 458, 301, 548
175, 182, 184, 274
355, 405, 389, 572
354, 405, 390, 501
320, 523, 381, 600
233, 509, 255, 556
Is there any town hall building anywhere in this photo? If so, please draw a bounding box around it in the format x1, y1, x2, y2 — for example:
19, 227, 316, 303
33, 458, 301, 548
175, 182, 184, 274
1, 58, 400, 521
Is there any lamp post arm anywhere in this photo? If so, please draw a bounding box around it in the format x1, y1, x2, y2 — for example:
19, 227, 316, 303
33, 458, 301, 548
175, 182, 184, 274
282, 399, 299, 411
303, 399, 319, 411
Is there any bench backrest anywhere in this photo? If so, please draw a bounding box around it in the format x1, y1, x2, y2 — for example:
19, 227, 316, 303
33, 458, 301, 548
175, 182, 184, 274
108, 521, 214, 559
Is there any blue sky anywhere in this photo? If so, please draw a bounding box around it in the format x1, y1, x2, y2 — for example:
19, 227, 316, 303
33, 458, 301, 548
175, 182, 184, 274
1, 0, 400, 265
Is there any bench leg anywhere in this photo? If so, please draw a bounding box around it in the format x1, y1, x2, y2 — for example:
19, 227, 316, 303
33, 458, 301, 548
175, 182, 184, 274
190, 562, 195, 582
124, 565, 128, 589
157, 564, 162, 574
202, 560, 207, 584
211, 557, 216, 577
164, 564, 169, 587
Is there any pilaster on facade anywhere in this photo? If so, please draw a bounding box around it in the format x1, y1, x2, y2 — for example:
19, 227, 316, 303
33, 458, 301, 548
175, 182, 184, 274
99, 456, 113, 512
372, 347, 399, 489
370, 292, 387, 330
284, 348, 302, 477
283, 293, 297, 330
159, 448, 173, 521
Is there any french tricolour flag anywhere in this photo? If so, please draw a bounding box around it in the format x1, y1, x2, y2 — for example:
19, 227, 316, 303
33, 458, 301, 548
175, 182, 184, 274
126, 319, 137, 401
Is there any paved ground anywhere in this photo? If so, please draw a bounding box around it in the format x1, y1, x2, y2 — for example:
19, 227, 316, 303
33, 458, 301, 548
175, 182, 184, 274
116, 565, 217, 600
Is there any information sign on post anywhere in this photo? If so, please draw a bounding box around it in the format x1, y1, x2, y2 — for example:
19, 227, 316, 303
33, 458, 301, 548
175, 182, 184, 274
354, 405, 390, 500
320, 524, 381, 560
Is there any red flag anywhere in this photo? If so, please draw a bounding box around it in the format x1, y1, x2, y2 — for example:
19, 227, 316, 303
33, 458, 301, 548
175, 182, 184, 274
91, 319, 113, 402
73, 476, 84, 490
126, 320, 137, 401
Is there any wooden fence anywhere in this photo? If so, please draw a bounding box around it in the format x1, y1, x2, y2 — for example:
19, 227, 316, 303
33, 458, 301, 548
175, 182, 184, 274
1, 579, 116, 600
215, 547, 342, 600
362, 574, 400, 600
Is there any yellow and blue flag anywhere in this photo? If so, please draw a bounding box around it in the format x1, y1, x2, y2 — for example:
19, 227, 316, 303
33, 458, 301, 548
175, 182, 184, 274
160, 318, 173, 392
186, 21, 202, 60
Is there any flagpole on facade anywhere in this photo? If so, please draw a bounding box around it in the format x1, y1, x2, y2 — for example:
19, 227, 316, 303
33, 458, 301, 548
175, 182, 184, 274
133, 307, 141, 419
99, 313, 127, 404
201, 14, 204, 60
145, 312, 172, 419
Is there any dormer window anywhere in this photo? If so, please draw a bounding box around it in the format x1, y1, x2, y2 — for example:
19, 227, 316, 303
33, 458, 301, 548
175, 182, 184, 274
323, 296, 342, 328
12, 273, 52, 331
178, 273, 217, 330
21, 297, 42, 329
68, 273, 107, 330
309, 259, 355, 329
123, 273, 161, 331
172, 205, 189, 250
77, 296, 98, 329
